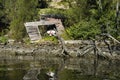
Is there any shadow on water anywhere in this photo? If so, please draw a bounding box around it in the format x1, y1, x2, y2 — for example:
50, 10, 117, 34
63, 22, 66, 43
0, 54, 120, 80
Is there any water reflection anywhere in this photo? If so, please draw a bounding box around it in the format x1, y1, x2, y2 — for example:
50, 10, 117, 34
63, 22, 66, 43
0, 54, 120, 80
23, 68, 40, 80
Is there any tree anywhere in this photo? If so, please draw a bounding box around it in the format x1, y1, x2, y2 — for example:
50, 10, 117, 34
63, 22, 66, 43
4, 0, 38, 40
0, 0, 8, 34
60, 0, 89, 27
65, 0, 120, 40
37, 0, 48, 8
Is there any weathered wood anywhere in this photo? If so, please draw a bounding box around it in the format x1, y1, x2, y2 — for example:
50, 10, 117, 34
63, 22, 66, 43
25, 25, 41, 42
97, 48, 113, 59
54, 29, 69, 56
24, 19, 65, 42
80, 47, 94, 56
93, 39, 114, 59
80, 45, 94, 56
102, 33, 120, 44
103, 39, 112, 55
24, 21, 57, 26
24, 20, 59, 42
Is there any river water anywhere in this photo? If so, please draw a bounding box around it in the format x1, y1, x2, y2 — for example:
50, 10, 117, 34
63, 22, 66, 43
0, 53, 120, 80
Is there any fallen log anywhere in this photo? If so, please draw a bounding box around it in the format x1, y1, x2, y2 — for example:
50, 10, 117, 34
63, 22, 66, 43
80, 46, 94, 56
54, 29, 70, 56
102, 33, 120, 44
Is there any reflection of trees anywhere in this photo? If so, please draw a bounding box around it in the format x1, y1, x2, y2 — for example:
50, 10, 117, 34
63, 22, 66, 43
0, 60, 27, 80
9, 69, 26, 80
0, 59, 7, 80
8, 63, 27, 80
0, 54, 120, 80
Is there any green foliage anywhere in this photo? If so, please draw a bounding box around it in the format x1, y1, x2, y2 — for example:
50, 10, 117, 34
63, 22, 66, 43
37, 0, 48, 8
64, 0, 120, 40
43, 36, 58, 43
23, 37, 30, 45
61, 31, 71, 40
0, 0, 8, 32
4, 0, 38, 41
67, 20, 101, 39
10, 20, 25, 40
0, 0, 4, 19
0, 36, 8, 43
0, 0, 120, 41
95, 0, 120, 38
63, 2, 88, 27
0, 29, 9, 36
117, 36, 120, 40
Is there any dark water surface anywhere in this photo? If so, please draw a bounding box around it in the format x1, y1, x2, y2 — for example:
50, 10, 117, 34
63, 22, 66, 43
0, 54, 120, 80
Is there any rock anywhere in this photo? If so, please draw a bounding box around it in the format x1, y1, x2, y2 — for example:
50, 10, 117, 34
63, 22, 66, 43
8, 39, 15, 44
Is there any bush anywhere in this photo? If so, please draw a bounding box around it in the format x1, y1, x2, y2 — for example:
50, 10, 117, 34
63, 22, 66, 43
66, 20, 101, 40
0, 29, 9, 36
23, 37, 31, 44
60, 30, 71, 40
117, 36, 120, 41
0, 36, 8, 44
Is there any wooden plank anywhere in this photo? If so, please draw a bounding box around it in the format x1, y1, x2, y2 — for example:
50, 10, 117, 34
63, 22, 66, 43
29, 33, 41, 41
25, 26, 41, 42
25, 26, 38, 33
24, 20, 57, 26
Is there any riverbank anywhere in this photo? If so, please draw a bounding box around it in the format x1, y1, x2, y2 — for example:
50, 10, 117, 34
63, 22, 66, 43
0, 41, 120, 80
0, 40, 120, 60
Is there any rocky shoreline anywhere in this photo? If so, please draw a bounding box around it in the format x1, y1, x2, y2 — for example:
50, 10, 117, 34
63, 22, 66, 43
0, 41, 120, 79
0, 41, 120, 60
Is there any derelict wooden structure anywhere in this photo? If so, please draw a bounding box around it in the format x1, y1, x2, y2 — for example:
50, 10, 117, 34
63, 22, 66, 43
24, 19, 64, 42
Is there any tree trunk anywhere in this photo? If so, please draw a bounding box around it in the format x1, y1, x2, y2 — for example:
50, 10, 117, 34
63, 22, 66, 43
115, 1, 120, 35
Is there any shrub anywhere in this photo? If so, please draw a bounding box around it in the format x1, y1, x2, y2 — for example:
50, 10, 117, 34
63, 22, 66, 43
66, 20, 101, 40
0, 36, 8, 44
60, 30, 71, 40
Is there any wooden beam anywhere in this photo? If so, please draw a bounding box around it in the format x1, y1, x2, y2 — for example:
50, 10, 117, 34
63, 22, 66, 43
24, 20, 58, 27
